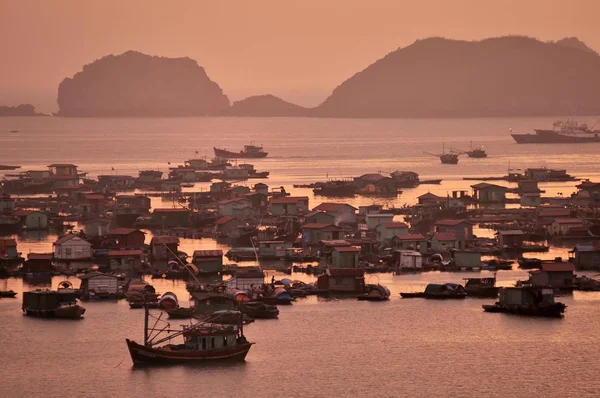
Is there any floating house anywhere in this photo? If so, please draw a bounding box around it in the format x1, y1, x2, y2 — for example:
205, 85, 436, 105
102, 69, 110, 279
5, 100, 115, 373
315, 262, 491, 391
0, 238, 18, 260
317, 268, 365, 293
394, 250, 423, 272
150, 236, 180, 261
226, 268, 265, 291
79, 272, 120, 300
365, 213, 394, 230
22, 253, 53, 273
471, 183, 508, 203
215, 216, 245, 236
391, 233, 428, 254
548, 218, 585, 236
82, 218, 111, 238
304, 211, 336, 226
108, 249, 143, 272
53, 234, 92, 260
13, 210, 48, 229
151, 208, 190, 227
497, 230, 525, 249
301, 223, 344, 245
431, 232, 458, 251
109, 228, 146, 248
269, 196, 309, 216
331, 246, 360, 268
192, 250, 224, 284
312, 203, 357, 224
570, 245, 600, 270
375, 222, 409, 243
435, 219, 473, 241
529, 262, 575, 289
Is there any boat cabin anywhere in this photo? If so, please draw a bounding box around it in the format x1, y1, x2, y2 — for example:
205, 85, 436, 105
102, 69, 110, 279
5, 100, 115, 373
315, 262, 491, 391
79, 272, 120, 300
182, 323, 242, 351
498, 286, 556, 306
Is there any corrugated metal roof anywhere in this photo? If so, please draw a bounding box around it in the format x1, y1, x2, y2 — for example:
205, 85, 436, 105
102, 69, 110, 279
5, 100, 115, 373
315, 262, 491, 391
394, 233, 426, 241
541, 262, 575, 272
193, 250, 224, 257
271, 196, 309, 204
27, 253, 53, 260
436, 219, 468, 226
498, 230, 525, 235
380, 222, 409, 228
313, 203, 357, 212
553, 218, 583, 224
333, 246, 360, 252
327, 268, 364, 277
110, 228, 141, 235
150, 236, 180, 244
153, 208, 189, 213
433, 232, 456, 241
0, 238, 17, 247
108, 250, 143, 256
215, 216, 235, 225
54, 234, 89, 246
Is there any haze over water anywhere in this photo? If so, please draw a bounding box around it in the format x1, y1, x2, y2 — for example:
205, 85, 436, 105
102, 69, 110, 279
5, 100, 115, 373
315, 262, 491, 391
1, 116, 600, 396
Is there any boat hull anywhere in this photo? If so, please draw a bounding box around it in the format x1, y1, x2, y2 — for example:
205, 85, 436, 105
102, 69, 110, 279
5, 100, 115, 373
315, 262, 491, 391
214, 148, 268, 159
23, 305, 86, 319
126, 339, 253, 365
482, 303, 566, 317
512, 130, 600, 144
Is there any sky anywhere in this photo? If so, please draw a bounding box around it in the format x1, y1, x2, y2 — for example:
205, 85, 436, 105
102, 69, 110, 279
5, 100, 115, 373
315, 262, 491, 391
1, 0, 599, 112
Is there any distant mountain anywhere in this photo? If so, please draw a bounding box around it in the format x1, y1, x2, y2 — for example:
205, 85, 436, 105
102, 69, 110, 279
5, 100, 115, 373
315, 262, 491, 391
315, 36, 600, 118
0, 104, 45, 116
555, 37, 598, 55
222, 94, 309, 117
57, 51, 229, 117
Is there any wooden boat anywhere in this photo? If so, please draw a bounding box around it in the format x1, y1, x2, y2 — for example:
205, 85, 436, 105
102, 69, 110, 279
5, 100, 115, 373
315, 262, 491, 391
214, 144, 267, 159
482, 286, 566, 317
126, 305, 253, 366
0, 290, 17, 298
464, 277, 498, 298
424, 143, 459, 164
259, 287, 294, 305
167, 307, 194, 319
240, 302, 279, 319
22, 289, 85, 319
400, 283, 467, 299
357, 284, 390, 301
517, 257, 542, 269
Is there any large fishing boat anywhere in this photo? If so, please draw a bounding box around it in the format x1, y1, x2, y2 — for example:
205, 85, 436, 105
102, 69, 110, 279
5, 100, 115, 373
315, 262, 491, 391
22, 286, 86, 319
511, 119, 600, 144
126, 304, 253, 366
213, 143, 268, 158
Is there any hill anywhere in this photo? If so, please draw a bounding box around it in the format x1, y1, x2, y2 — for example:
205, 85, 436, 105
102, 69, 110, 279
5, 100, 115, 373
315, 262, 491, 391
0, 104, 45, 116
315, 36, 600, 118
57, 51, 229, 117
222, 94, 309, 117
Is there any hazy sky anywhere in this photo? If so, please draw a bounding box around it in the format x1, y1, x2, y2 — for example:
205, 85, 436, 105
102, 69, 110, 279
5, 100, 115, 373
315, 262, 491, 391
1, 0, 599, 112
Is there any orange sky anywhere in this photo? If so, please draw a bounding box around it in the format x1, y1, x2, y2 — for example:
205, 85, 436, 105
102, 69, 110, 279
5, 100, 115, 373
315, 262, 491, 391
1, 0, 599, 112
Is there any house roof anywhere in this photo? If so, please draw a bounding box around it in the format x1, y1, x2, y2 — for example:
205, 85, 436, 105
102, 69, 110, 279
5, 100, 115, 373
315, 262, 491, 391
313, 202, 357, 212
327, 268, 364, 277
110, 228, 143, 236
539, 209, 570, 218
379, 222, 409, 229
108, 250, 143, 257
357, 173, 387, 182
433, 232, 457, 241
217, 198, 248, 205
153, 208, 189, 213
394, 233, 426, 241
302, 223, 342, 231
320, 239, 352, 246
54, 234, 89, 246
541, 262, 575, 272
498, 230, 525, 236
333, 246, 360, 253
13, 209, 34, 216
79, 271, 119, 280
435, 219, 468, 226
27, 253, 53, 260
553, 218, 583, 224
193, 250, 224, 257
270, 196, 309, 205
470, 182, 508, 190
0, 238, 17, 247
47, 163, 77, 168
48, 175, 79, 181
150, 236, 180, 244
215, 216, 237, 225
304, 210, 333, 219
418, 192, 444, 200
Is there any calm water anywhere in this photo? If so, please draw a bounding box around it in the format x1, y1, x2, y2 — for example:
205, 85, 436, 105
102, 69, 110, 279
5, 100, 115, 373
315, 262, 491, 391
2, 116, 600, 397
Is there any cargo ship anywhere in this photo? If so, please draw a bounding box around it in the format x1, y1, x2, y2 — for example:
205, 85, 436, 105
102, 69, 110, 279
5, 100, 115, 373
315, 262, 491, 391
213, 143, 268, 158
511, 119, 600, 144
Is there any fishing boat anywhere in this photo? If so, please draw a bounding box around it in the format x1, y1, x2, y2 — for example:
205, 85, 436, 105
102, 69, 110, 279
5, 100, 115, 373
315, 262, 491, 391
22, 288, 86, 319
400, 283, 467, 299
357, 284, 390, 301
0, 164, 20, 170
125, 304, 254, 366
517, 257, 542, 269
0, 290, 17, 298
213, 143, 268, 159
482, 286, 566, 317
511, 119, 600, 144
463, 277, 498, 298
454, 141, 488, 158
259, 287, 295, 305
240, 301, 279, 319
424, 143, 459, 164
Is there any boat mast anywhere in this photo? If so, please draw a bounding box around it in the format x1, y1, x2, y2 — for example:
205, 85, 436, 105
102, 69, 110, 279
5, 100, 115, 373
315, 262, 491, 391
144, 303, 149, 346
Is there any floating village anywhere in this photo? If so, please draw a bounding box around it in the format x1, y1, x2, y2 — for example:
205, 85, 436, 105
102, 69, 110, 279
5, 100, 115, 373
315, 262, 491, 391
3, 123, 600, 365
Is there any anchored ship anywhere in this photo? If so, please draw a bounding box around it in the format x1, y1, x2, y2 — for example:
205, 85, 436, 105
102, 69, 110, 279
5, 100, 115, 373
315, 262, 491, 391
511, 119, 600, 144
213, 143, 268, 158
